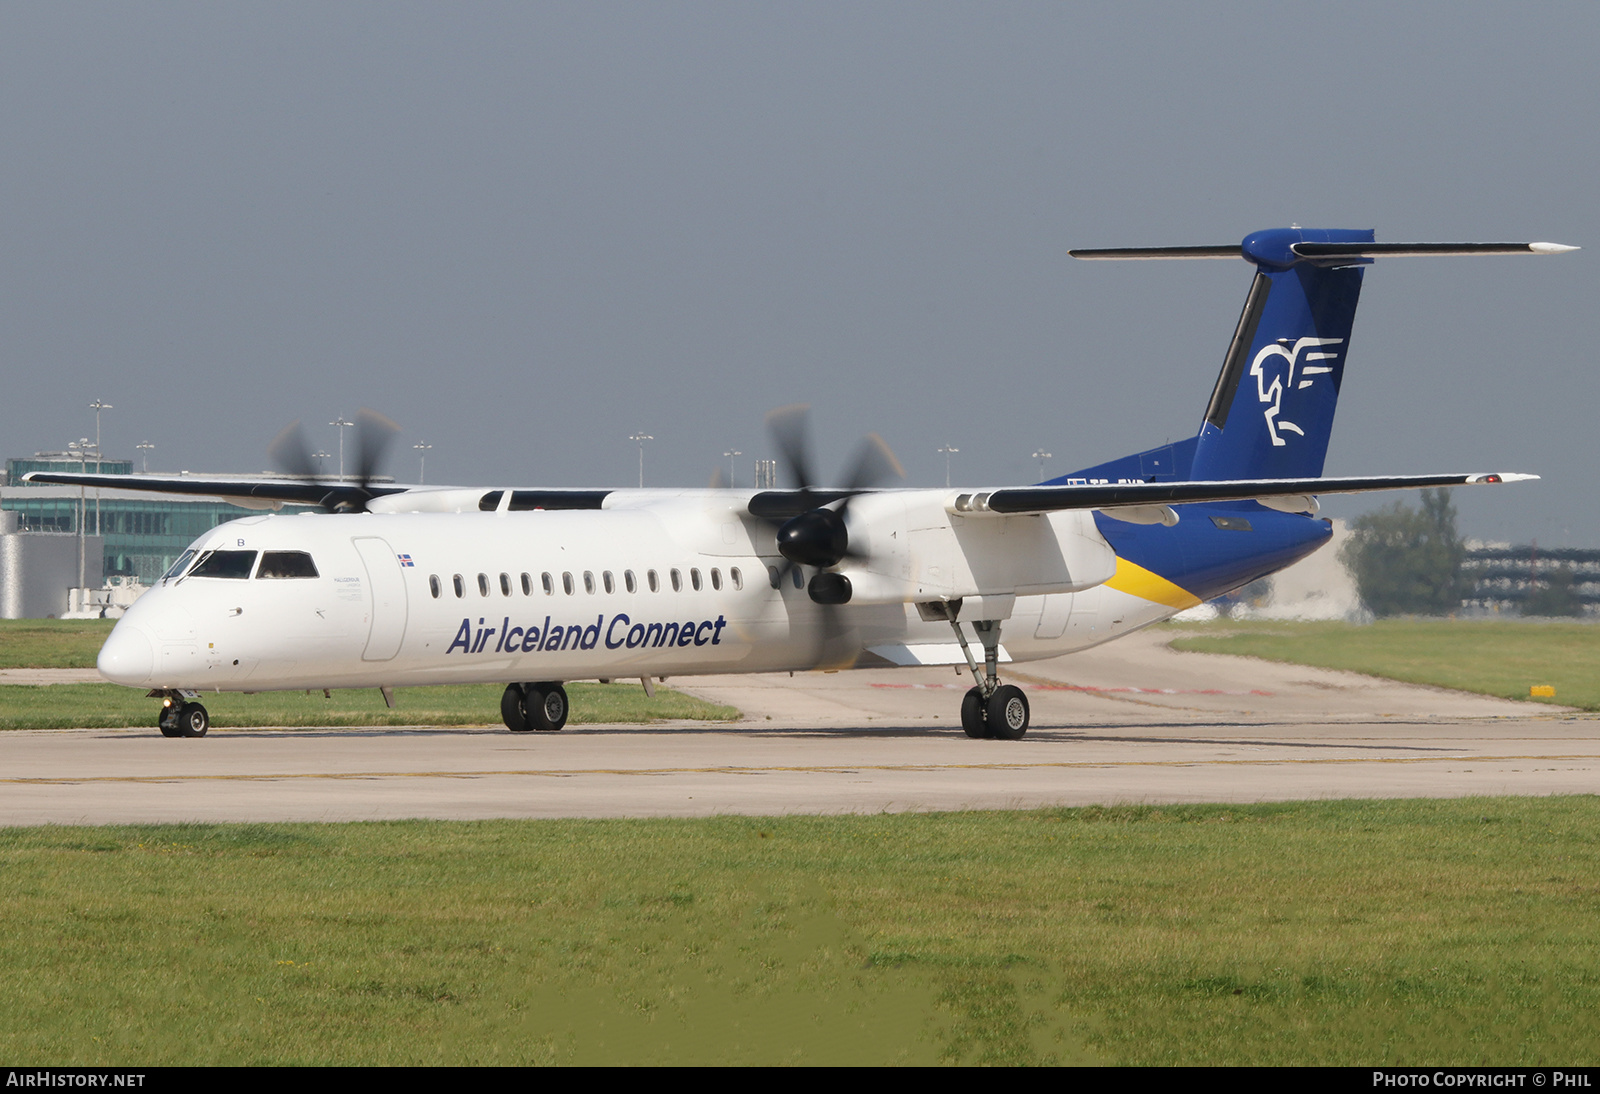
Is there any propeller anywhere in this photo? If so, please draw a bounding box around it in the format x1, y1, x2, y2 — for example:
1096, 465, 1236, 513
756, 404, 904, 605
268, 408, 401, 512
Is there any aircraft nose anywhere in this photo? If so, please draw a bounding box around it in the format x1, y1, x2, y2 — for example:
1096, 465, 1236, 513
98, 622, 155, 686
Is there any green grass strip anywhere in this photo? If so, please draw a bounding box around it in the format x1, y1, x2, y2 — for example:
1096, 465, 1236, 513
1, 798, 1597, 1065
1168, 619, 1600, 710
0, 682, 736, 730
0, 619, 115, 668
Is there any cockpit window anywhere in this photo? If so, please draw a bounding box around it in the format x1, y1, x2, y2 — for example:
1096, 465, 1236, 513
188, 550, 258, 579
160, 550, 197, 583
257, 551, 319, 579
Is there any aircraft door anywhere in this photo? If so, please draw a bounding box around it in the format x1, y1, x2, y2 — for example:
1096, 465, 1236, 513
352, 537, 409, 662
1034, 592, 1072, 640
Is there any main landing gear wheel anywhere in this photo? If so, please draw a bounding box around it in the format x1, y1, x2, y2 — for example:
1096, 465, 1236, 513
960, 687, 988, 739
527, 683, 569, 732
501, 684, 532, 733
985, 685, 1029, 741
500, 683, 568, 732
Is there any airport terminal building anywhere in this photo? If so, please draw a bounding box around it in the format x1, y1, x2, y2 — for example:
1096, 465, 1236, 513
1, 453, 326, 615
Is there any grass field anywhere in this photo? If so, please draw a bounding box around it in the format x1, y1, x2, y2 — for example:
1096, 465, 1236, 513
1168, 619, 1600, 711
0, 619, 114, 668
2, 798, 1597, 1066
0, 681, 737, 729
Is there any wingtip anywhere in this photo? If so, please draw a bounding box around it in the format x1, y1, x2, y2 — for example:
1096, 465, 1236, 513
1467, 472, 1540, 484
1529, 242, 1579, 254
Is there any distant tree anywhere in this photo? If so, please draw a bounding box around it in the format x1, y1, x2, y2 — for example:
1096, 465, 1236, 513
1338, 488, 1464, 616
1522, 564, 1585, 617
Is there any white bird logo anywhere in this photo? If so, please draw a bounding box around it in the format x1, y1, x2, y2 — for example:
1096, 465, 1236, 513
1250, 337, 1343, 445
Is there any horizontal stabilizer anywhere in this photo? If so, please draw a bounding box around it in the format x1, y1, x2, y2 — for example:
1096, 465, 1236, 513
1067, 245, 1243, 260
1291, 241, 1579, 259
961, 472, 1536, 516
1070, 236, 1578, 264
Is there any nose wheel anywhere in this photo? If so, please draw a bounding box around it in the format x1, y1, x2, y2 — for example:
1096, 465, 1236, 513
500, 682, 569, 733
158, 698, 209, 738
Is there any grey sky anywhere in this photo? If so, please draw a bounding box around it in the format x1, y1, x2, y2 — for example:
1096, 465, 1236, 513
2, 3, 1593, 542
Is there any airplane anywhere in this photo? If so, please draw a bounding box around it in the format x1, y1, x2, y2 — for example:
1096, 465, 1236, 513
28, 227, 1574, 740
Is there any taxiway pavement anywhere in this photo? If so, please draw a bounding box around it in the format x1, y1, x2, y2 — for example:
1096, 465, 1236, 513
2, 630, 1593, 825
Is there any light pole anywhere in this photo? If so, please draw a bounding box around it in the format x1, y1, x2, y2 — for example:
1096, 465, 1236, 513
629, 432, 653, 488
938, 445, 959, 489
413, 442, 432, 484
136, 442, 154, 473
311, 452, 332, 476
89, 399, 112, 548
330, 415, 355, 481
1032, 448, 1052, 481
68, 438, 92, 591
723, 449, 741, 488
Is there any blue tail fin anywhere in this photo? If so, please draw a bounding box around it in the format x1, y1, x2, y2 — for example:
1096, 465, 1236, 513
1062, 228, 1576, 486
1187, 227, 1371, 481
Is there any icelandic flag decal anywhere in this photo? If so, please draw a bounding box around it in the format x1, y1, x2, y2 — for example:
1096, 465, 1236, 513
397, 553, 415, 567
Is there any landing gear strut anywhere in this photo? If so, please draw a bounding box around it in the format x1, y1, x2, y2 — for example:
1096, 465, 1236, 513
944, 608, 1030, 740
500, 682, 569, 733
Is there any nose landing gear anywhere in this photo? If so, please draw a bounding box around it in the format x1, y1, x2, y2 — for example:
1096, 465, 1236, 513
156, 692, 209, 738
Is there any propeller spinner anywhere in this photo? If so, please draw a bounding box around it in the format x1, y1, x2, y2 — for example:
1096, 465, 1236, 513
756, 405, 904, 604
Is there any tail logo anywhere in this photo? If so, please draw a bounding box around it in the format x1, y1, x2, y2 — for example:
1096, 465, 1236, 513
1250, 337, 1343, 446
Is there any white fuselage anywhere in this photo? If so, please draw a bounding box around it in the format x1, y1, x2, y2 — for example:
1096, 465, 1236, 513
96, 489, 1176, 693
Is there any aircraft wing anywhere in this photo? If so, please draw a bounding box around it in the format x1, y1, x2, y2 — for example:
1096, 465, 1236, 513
19, 471, 412, 510
974, 472, 1535, 516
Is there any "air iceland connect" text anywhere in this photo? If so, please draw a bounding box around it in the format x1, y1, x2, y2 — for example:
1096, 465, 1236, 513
446, 614, 728, 655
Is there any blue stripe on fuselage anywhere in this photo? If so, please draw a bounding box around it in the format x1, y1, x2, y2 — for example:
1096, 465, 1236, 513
1092, 503, 1331, 603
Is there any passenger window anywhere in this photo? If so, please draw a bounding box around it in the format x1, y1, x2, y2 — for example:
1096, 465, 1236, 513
730, 567, 743, 591
190, 550, 257, 579
521, 573, 532, 596
453, 574, 465, 598
430, 575, 441, 599
648, 569, 659, 592
710, 568, 722, 591
583, 571, 595, 594
691, 568, 703, 591
768, 565, 781, 589
792, 567, 803, 589
603, 571, 615, 594
624, 570, 637, 593
500, 573, 512, 596
670, 568, 683, 592
542, 572, 554, 595
257, 551, 319, 579
478, 573, 490, 597
562, 572, 574, 595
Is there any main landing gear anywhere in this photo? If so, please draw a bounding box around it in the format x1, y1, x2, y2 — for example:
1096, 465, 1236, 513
156, 692, 209, 738
944, 610, 1030, 740
501, 682, 569, 733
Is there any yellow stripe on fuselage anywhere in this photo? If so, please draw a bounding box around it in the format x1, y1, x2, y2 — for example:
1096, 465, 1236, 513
1102, 556, 1202, 611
